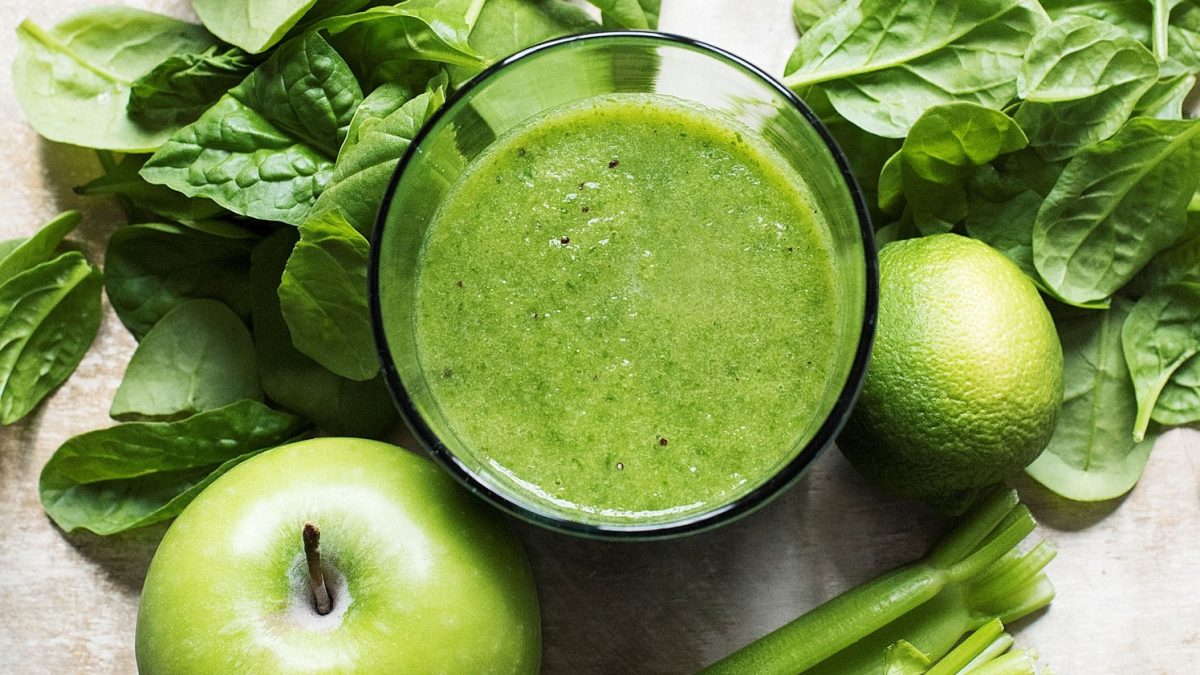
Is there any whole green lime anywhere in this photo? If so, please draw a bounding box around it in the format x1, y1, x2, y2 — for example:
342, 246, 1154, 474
839, 234, 1063, 511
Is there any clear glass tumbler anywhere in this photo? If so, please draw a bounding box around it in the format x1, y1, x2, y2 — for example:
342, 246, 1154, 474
370, 31, 876, 539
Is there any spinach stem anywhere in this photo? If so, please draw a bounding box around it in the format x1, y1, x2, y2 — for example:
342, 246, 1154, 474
464, 0, 487, 33
1153, 0, 1171, 63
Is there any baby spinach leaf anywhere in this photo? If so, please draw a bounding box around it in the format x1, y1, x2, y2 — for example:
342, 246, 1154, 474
448, 0, 598, 85
110, 300, 262, 421
0, 252, 101, 425
251, 230, 397, 438
886, 103, 1028, 234
310, 88, 447, 236
1134, 74, 1198, 119
279, 212, 376, 381
1033, 117, 1200, 306
1127, 197, 1200, 293
105, 223, 256, 339
1014, 17, 1159, 161
793, 0, 849, 34
1152, 352, 1200, 425
319, 2, 486, 89
127, 44, 256, 128
783, 0, 1046, 137
12, 7, 217, 152
141, 32, 362, 226
964, 166, 1045, 281
192, 0, 371, 54
1043, 0, 1200, 78
0, 211, 80, 284
342, 84, 422, 156
39, 399, 307, 535
586, 0, 661, 29
1026, 300, 1157, 501
76, 154, 227, 225
1121, 282, 1200, 440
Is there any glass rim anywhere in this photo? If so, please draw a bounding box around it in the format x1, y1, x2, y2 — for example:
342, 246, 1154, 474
368, 30, 879, 540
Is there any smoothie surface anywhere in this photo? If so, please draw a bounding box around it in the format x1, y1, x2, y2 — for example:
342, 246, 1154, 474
414, 93, 840, 523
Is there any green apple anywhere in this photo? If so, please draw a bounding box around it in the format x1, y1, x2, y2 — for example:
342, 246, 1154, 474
136, 438, 541, 673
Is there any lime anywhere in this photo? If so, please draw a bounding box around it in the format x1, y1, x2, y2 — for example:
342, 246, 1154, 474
839, 234, 1063, 511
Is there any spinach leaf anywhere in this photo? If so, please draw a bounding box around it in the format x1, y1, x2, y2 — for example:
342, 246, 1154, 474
191, 0, 371, 54
1033, 118, 1200, 306
1026, 300, 1157, 501
279, 212, 376, 381
1014, 16, 1159, 161
251, 229, 397, 438
783, 0, 1046, 137
110, 300, 262, 421
76, 154, 227, 226
39, 399, 306, 535
12, 7, 217, 152
0, 211, 80, 283
1127, 196, 1200, 293
884, 103, 1028, 234
793, 0, 849, 34
128, 44, 256, 128
1134, 74, 1198, 119
141, 32, 362, 226
319, 2, 486, 89
104, 223, 256, 339
0, 252, 101, 425
449, 0, 598, 85
1043, 0, 1200, 77
310, 88, 447, 236
343, 84, 424, 156
1121, 282, 1200, 440
964, 166, 1045, 280
585, 0, 661, 29
1152, 352, 1200, 425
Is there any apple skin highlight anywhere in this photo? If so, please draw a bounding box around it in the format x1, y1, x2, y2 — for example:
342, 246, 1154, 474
135, 438, 541, 674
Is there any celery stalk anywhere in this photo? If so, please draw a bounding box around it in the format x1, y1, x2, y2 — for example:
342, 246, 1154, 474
700, 489, 1054, 675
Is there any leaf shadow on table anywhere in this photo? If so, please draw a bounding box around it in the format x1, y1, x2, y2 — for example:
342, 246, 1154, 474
58, 521, 168, 596
36, 139, 125, 259
1008, 473, 1126, 532
516, 447, 947, 674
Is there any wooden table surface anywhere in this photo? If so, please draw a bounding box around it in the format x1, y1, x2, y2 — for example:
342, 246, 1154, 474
1, 1, 1198, 672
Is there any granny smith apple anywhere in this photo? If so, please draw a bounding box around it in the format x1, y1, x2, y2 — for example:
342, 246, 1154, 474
136, 438, 540, 673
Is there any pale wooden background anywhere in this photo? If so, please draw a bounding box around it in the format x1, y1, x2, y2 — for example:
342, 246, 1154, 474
0, 1, 1197, 672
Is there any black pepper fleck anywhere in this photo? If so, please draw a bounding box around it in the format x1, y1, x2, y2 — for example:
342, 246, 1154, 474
608, 159, 620, 169
658, 437, 669, 447
581, 206, 590, 213
455, 280, 464, 288
560, 235, 570, 245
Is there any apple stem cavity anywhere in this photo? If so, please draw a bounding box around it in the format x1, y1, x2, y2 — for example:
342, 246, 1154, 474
302, 522, 333, 616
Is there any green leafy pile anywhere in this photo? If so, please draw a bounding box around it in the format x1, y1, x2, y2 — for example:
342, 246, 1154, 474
789, 0, 1200, 502
14, 0, 658, 535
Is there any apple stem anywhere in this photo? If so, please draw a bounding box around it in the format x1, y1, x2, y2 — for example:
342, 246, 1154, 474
303, 523, 333, 615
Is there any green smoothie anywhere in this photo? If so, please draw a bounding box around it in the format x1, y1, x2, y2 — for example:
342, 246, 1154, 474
414, 93, 840, 524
